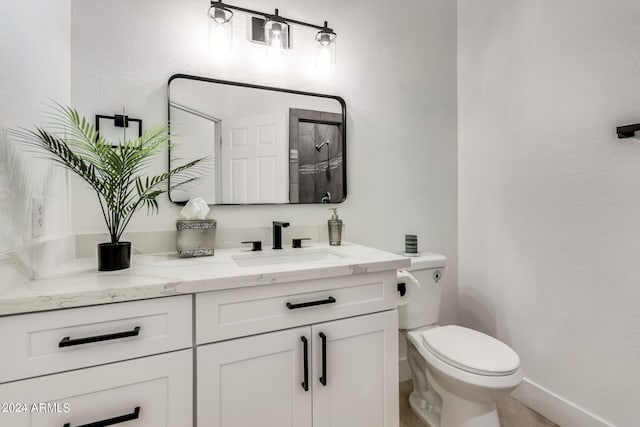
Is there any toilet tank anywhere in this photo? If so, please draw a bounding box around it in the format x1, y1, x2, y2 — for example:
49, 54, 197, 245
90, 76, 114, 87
398, 253, 447, 329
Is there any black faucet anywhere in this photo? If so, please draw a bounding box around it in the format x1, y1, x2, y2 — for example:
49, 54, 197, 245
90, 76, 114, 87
272, 221, 290, 250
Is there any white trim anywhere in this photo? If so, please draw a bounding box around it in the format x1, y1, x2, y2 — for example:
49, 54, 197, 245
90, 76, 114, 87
511, 378, 614, 427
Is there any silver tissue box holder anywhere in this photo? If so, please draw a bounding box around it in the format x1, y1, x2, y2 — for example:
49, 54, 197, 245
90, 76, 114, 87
176, 219, 217, 258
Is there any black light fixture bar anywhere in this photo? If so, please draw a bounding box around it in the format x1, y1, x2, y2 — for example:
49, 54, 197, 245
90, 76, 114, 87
616, 123, 640, 139
211, 1, 333, 32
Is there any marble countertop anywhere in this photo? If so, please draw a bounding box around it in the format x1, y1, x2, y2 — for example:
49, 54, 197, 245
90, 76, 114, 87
0, 242, 411, 316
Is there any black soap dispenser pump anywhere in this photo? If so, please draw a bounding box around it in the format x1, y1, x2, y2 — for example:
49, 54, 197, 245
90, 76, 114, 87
328, 208, 343, 246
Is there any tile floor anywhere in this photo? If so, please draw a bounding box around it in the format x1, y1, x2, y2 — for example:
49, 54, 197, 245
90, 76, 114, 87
399, 381, 559, 427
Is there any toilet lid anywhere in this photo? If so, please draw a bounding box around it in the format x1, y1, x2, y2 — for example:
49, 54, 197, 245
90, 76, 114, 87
419, 325, 520, 376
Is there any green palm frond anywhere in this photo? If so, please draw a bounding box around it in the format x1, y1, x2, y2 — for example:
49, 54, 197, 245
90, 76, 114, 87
10, 105, 208, 244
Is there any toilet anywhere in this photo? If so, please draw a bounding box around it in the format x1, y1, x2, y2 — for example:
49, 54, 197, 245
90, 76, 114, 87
398, 254, 522, 427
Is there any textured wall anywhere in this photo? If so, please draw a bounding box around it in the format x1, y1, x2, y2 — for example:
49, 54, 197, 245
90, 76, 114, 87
70, 0, 459, 323
458, 1, 640, 425
0, 0, 71, 254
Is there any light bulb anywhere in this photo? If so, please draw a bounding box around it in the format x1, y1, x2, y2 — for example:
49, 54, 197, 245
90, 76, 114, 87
317, 45, 332, 69
207, 4, 233, 53
270, 32, 282, 54
318, 33, 332, 46
264, 19, 287, 65
212, 8, 227, 24
315, 25, 336, 68
215, 25, 226, 43
209, 23, 232, 51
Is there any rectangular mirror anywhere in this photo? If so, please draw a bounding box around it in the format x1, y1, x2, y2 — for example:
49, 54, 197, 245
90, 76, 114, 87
168, 74, 346, 205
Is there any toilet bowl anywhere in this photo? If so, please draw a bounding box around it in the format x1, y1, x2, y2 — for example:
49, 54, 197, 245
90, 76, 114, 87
398, 254, 522, 427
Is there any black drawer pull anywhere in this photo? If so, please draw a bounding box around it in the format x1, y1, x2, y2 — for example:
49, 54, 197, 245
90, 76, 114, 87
319, 332, 327, 386
286, 297, 336, 310
59, 326, 141, 348
301, 336, 309, 392
63, 406, 140, 427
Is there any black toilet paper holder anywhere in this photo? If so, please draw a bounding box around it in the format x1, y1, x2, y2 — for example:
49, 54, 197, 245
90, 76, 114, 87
397, 282, 406, 297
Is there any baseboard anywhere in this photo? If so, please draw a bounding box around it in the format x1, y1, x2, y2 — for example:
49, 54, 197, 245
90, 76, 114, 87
511, 378, 614, 427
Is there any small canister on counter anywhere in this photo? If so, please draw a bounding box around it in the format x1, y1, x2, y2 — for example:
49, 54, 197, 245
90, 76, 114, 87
176, 219, 217, 257
404, 234, 418, 256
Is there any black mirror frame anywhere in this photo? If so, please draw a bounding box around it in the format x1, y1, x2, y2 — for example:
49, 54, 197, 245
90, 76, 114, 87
167, 73, 347, 206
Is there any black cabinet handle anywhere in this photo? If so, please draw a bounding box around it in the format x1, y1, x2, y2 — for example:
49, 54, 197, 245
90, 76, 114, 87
59, 326, 141, 348
63, 406, 140, 427
286, 297, 336, 310
301, 336, 309, 392
319, 332, 327, 386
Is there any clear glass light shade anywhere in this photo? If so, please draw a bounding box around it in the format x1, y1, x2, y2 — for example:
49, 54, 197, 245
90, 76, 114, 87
208, 5, 233, 52
264, 19, 289, 57
316, 29, 336, 68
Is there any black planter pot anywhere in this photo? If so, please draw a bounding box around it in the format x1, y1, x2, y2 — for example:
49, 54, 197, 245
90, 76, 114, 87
97, 242, 132, 271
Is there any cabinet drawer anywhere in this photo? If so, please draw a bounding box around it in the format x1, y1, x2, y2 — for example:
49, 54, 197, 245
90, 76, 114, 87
0, 350, 192, 427
196, 271, 397, 344
0, 295, 192, 383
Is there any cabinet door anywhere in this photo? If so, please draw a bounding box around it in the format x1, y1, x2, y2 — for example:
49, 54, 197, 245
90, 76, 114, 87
312, 310, 399, 427
0, 350, 192, 427
198, 326, 312, 427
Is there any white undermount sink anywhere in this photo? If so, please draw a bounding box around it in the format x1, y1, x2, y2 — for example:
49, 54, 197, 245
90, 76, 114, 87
231, 248, 350, 267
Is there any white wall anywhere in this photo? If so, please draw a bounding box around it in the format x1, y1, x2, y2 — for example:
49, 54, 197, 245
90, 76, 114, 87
70, 0, 459, 323
0, 1, 71, 254
458, 1, 640, 426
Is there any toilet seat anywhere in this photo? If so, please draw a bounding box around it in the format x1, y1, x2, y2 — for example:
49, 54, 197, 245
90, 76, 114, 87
417, 325, 520, 376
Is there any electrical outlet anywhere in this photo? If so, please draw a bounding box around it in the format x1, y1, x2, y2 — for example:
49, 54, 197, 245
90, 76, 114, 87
32, 197, 45, 238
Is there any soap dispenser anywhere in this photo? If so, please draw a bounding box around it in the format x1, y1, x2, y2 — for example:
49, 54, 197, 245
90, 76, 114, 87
328, 208, 343, 246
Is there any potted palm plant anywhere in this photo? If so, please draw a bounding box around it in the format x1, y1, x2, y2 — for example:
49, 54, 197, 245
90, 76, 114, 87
12, 105, 206, 271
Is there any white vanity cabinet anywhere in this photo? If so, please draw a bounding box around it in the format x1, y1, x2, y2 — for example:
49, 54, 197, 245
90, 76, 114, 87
0, 243, 408, 427
196, 272, 399, 427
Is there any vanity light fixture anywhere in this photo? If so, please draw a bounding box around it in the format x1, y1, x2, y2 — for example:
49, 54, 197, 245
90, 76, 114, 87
264, 9, 289, 59
316, 21, 337, 68
208, 1, 234, 52
206, 1, 337, 66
